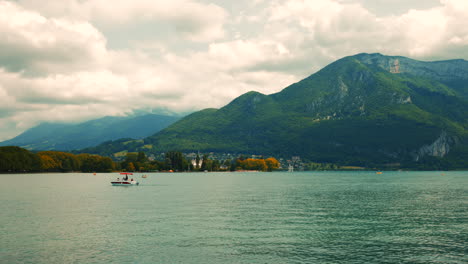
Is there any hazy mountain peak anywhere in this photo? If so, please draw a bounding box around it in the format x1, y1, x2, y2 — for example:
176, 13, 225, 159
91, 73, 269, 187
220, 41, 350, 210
0, 114, 180, 151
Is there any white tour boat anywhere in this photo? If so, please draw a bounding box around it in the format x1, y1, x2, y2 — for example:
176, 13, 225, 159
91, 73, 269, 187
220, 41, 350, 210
111, 173, 139, 186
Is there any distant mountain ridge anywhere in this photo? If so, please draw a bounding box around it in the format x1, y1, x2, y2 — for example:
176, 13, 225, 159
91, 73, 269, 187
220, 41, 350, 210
0, 114, 180, 151
80, 53, 468, 169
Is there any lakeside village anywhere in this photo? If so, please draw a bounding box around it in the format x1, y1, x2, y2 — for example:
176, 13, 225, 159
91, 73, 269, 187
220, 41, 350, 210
0, 146, 343, 173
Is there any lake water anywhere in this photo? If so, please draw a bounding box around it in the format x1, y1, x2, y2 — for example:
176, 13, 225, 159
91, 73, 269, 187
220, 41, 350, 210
0, 171, 466, 263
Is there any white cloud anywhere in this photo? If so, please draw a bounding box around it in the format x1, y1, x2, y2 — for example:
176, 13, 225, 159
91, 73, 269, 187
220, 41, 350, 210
205, 40, 291, 71
0, 1, 107, 75
14, 0, 227, 42
0, 0, 468, 141
264, 0, 468, 64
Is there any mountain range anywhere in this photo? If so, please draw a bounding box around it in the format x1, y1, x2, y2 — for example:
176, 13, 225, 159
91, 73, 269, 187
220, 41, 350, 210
0, 114, 180, 151
23, 53, 468, 169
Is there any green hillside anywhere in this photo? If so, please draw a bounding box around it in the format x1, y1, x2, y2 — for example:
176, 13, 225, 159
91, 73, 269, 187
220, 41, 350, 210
82, 54, 468, 169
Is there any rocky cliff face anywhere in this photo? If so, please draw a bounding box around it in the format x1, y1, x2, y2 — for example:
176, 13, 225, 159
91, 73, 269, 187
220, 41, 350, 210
355, 53, 468, 81
413, 131, 457, 161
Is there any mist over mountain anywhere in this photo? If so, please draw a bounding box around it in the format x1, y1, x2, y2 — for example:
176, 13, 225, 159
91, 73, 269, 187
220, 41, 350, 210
80, 54, 468, 169
0, 114, 180, 151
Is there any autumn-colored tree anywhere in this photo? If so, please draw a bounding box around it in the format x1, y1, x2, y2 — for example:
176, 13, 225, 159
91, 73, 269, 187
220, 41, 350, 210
265, 157, 280, 171
37, 151, 80, 172
39, 154, 59, 171
236, 157, 279, 171
258, 159, 268, 171
126, 162, 136, 172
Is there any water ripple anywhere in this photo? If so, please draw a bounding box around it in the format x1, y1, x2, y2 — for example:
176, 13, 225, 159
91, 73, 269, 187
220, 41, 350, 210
0, 171, 466, 263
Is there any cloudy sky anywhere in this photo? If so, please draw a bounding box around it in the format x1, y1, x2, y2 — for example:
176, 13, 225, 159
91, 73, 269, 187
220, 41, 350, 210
1, 0, 467, 140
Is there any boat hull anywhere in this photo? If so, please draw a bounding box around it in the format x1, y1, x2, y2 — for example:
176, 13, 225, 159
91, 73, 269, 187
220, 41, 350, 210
111, 181, 139, 186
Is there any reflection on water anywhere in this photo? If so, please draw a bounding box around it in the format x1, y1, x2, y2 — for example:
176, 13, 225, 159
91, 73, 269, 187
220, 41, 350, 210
0, 171, 466, 263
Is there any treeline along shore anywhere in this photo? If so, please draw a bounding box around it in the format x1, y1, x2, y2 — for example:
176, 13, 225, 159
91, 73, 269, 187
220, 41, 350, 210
0, 146, 280, 173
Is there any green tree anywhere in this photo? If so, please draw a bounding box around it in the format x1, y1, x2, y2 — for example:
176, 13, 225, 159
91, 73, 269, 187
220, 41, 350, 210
165, 151, 186, 171
0, 146, 41, 172
200, 154, 209, 171
126, 153, 138, 163
212, 159, 220, 171
137, 152, 147, 163
77, 153, 115, 172
195, 153, 200, 170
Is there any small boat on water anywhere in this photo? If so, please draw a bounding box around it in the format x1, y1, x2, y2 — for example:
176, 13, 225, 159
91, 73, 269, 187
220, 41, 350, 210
111, 173, 139, 186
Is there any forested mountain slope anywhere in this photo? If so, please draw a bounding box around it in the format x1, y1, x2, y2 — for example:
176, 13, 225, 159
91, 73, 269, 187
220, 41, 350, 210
84, 54, 468, 169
